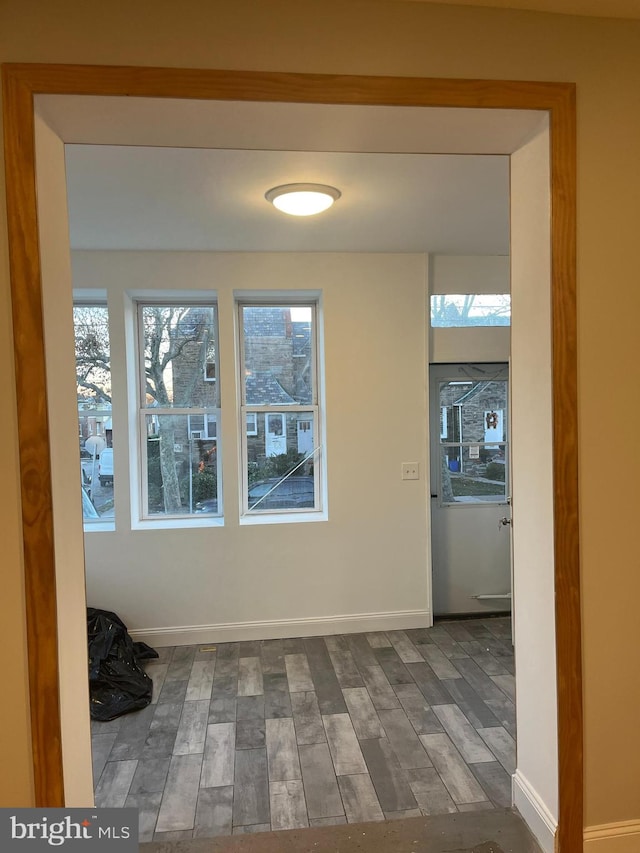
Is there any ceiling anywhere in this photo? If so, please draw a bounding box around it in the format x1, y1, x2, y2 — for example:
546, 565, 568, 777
65, 146, 510, 254
54, 97, 546, 255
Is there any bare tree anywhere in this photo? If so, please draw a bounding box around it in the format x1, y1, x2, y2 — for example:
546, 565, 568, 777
74, 306, 112, 405
74, 304, 215, 514
431, 294, 510, 327
142, 306, 213, 513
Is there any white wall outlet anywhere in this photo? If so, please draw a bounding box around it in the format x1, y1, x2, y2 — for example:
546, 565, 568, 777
402, 462, 420, 480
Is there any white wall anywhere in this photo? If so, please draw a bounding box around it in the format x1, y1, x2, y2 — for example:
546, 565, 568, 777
73, 251, 431, 643
510, 124, 558, 851
429, 255, 510, 363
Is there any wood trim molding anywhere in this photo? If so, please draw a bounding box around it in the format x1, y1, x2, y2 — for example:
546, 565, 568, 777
1, 64, 581, 848
2, 66, 64, 809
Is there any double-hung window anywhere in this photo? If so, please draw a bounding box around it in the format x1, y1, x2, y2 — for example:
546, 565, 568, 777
137, 302, 221, 518
73, 302, 114, 524
239, 302, 322, 516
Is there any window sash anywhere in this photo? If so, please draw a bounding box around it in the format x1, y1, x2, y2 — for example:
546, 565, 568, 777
240, 405, 321, 515
138, 408, 222, 519
238, 302, 318, 407
137, 302, 219, 409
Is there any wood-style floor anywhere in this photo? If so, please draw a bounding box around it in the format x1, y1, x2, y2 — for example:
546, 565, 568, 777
91, 618, 516, 843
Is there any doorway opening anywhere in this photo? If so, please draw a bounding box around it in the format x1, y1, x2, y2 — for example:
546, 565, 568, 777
1, 70, 581, 852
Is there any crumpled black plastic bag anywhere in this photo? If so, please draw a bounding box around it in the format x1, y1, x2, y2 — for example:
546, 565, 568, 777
87, 607, 159, 721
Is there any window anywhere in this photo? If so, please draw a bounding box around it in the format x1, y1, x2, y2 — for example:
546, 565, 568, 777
137, 303, 221, 518
245, 411, 258, 436
439, 378, 508, 503
73, 303, 114, 524
239, 303, 321, 515
430, 294, 511, 327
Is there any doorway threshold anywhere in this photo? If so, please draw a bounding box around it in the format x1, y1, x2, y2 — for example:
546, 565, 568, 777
141, 809, 542, 853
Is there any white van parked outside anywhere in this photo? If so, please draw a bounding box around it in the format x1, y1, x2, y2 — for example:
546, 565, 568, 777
98, 447, 114, 486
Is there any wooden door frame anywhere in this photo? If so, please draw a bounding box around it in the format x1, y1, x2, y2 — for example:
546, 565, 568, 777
1, 64, 580, 850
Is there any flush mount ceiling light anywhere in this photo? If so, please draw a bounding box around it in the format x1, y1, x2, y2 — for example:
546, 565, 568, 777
265, 183, 341, 216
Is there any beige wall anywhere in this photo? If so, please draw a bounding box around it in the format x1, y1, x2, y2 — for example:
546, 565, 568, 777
2, 0, 640, 832
72, 251, 430, 637
429, 255, 511, 363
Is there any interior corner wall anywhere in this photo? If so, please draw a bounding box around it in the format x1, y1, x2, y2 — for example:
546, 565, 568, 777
429, 255, 511, 364
72, 250, 431, 642
510, 123, 558, 850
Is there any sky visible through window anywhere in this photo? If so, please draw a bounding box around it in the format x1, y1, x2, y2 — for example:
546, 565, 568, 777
430, 294, 511, 327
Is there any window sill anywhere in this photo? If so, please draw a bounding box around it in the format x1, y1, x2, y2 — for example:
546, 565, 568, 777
83, 521, 115, 533
239, 511, 328, 526
131, 516, 225, 531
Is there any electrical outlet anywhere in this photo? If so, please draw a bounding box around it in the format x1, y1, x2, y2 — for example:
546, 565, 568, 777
402, 462, 419, 480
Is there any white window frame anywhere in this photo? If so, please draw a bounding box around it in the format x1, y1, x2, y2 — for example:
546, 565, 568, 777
135, 300, 222, 522
73, 298, 115, 532
238, 299, 323, 521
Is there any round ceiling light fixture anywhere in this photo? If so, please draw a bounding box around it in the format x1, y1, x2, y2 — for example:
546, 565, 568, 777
265, 183, 341, 216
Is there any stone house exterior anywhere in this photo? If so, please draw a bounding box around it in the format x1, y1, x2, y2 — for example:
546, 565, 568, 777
439, 379, 507, 479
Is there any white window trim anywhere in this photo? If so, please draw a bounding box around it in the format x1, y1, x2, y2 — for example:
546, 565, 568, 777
237, 299, 324, 521
134, 299, 223, 524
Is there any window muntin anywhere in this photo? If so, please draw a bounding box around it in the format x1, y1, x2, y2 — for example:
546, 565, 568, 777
240, 303, 321, 516
430, 294, 511, 327
73, 304, 114, 524
138, 303, 221, 518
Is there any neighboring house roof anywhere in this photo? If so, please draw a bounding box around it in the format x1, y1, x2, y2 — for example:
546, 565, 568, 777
244, 307, 288, 337
246, 373, 297, 405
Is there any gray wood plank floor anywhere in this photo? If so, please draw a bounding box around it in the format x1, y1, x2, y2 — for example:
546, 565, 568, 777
92, 617, 515, 842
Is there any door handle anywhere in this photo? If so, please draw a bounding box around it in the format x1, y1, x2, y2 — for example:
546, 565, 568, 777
498, 516, 512, 529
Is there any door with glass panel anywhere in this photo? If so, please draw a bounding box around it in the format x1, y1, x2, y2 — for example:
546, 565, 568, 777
430, 363, 511, 615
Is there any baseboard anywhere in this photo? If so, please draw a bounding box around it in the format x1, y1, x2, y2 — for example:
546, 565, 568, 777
512, 769, 557, 853
129, 609, 431, 647
584, 820, 640, 851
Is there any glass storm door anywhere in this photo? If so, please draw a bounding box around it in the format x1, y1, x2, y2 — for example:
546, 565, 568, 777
430, 363, 512, 615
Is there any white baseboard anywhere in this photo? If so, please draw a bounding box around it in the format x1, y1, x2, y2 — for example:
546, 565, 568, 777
512, 769, 557, 853
584, 820, 640, 851
129, 609, 431, 647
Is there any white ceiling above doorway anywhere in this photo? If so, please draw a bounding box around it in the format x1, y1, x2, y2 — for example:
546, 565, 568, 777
37, 95, 547, 254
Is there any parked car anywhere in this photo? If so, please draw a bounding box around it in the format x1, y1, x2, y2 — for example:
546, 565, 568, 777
195, 496, 218, 514
98, 447, 114, 486
195, 476, 315, 514
82, 486, 100, 520
248, 476, 315, 510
